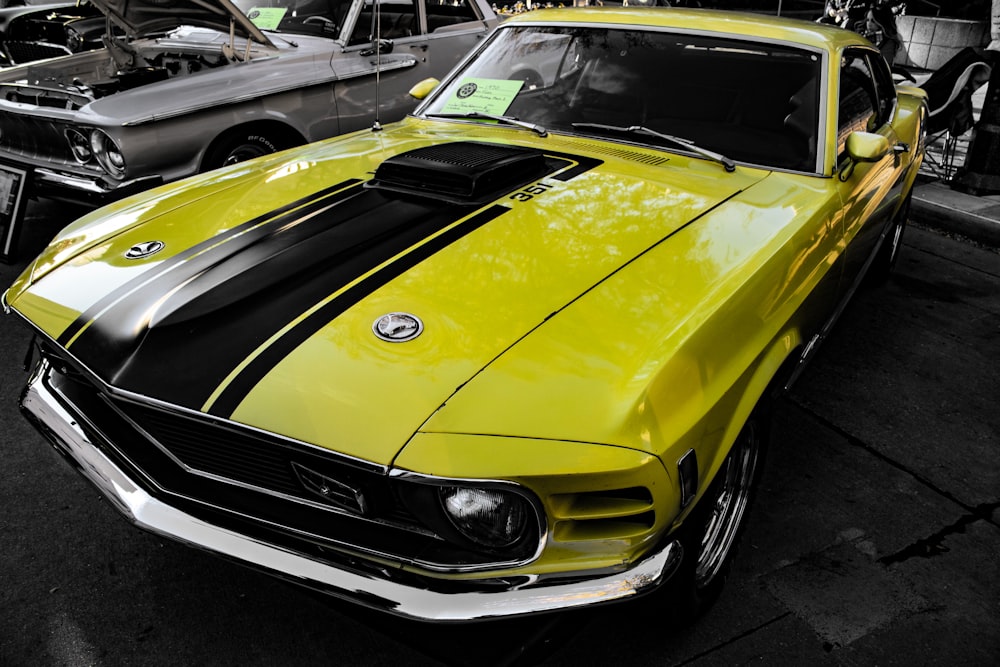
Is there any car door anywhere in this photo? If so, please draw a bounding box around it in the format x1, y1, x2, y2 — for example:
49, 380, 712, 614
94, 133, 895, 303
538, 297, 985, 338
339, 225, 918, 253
835, 47, 906, 288
333, 0, 491, 133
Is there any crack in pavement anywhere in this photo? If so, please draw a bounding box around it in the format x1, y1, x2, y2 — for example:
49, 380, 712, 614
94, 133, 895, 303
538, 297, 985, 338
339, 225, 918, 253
673, 612, 792, 666
878, 500, 1000, 565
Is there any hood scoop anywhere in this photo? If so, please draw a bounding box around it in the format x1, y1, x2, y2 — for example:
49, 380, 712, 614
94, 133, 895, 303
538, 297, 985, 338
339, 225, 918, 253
367, 142, 550, 204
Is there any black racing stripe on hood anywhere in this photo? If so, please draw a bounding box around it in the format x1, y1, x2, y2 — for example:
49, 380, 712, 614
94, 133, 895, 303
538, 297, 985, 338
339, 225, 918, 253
56, 179, 363, 347
207, 204, 510, 418
66, 187, 481, 409
545, 152, 604, 181
61, 147, 603, 414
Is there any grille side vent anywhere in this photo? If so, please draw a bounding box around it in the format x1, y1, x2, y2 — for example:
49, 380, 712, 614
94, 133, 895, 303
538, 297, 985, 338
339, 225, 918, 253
367, 141, 549, 203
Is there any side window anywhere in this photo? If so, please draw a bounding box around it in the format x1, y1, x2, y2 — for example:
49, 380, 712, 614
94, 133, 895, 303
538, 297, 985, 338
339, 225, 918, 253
837, 49, 880, 159
425, 0, 481, 33
350, 0, 418, 45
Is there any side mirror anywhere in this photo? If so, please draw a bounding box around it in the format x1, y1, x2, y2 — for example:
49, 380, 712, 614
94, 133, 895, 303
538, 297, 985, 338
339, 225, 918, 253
840, 131, 890, 180
846, 131, 890, 162
408, 78, 440, 100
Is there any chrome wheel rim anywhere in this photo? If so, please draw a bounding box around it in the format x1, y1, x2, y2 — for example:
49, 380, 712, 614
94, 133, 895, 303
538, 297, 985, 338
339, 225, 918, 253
887, 217, 905, 265
695, 421, 760, 588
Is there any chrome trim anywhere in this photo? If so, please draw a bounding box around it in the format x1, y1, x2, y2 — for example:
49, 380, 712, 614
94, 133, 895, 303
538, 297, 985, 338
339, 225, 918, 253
677, 448, 698, 509
372, 312, 423, 342
33, 167, 161, 197
20, 369, 684, 621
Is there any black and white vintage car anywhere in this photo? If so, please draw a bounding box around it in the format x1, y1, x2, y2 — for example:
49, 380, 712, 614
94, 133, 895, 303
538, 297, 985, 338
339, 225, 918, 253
0, 0, 498, 210
0, 1, 103, 67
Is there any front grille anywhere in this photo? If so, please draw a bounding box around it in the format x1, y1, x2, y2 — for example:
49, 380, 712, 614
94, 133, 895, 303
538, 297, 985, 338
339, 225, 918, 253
0, 110, 77, 163
112, 399, 407, 521
37, 346, 537, 569
4, 41, 71, 67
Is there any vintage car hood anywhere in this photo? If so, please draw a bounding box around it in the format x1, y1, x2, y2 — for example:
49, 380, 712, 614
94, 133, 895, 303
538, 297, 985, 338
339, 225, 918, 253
91, 0, 271, 44
6, 121, 770, 466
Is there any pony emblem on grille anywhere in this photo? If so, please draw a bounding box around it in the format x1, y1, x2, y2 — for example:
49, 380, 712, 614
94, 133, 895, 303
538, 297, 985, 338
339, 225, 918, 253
291, 462, 368, 514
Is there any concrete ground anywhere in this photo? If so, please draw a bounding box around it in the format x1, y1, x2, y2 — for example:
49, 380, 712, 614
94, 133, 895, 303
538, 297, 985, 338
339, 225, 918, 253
1, 194, 998, 666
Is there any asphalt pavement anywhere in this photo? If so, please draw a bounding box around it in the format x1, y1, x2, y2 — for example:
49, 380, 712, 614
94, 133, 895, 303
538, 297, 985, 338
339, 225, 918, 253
1, 180, 998, 665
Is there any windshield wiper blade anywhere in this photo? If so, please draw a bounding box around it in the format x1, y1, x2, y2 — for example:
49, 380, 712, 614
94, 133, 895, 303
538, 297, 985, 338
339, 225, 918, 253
572, 123, 736, 172
427, 112, 548, 137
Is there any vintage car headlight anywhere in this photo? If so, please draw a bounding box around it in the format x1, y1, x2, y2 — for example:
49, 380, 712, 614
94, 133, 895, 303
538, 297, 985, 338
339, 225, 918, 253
438, 486, 531, 549
65, 129, 92, 163
89, 129, 126, 179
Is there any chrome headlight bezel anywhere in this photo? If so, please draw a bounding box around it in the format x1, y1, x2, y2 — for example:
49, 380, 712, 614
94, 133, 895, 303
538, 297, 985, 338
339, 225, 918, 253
89, 129, 126, 179
64, 128, 92, 164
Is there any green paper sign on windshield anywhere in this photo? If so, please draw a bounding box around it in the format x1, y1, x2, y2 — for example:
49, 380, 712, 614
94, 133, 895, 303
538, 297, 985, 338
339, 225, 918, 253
246, 7, 288, 31
440, 78, 524, 116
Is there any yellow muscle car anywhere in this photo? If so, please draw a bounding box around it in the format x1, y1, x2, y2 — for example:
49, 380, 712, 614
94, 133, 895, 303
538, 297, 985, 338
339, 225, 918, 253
2, 8, 925, 622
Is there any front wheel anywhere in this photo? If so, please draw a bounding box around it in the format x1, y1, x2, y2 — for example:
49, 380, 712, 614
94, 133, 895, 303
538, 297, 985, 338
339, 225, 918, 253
868, 192, 910, 284
203, 133, 284, 171
669, 405, 768, 619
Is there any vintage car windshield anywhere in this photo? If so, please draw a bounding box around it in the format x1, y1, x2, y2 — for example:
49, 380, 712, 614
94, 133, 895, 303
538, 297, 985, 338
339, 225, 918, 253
232, 0, 354, 37
421, 25, 823, 172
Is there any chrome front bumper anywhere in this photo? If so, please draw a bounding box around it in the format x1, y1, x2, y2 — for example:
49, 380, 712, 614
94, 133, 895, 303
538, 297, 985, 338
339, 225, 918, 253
20, 367, 684, 622
32, 168, 162, 206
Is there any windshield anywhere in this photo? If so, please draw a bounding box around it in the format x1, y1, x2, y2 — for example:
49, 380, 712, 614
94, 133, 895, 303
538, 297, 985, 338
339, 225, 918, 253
420, 26, 823, 172
233, 0, 354, 37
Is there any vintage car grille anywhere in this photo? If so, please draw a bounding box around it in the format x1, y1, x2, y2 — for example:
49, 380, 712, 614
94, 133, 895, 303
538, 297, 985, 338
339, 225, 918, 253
0, 110, 84, 164
36, 346, 535, 570
112, 399, 405, 521
3, 41, 71, 67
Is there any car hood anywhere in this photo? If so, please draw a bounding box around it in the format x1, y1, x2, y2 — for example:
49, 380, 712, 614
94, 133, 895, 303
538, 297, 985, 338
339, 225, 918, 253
6, 120, 770, 466
92, 0, 271, 44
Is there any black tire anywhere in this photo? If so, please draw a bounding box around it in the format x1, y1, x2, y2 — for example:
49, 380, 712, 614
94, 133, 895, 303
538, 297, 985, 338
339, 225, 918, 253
868, 192, 910, 284
203, 133, 283, 171
669, 404, 769, 620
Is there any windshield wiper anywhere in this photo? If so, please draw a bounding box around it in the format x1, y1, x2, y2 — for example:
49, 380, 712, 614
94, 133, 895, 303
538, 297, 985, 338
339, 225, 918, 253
427, 112, 548, 137
572, 123, 736, 172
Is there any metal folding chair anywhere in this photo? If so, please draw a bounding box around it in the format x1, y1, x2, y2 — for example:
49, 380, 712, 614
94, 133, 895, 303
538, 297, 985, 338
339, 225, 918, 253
916, 48, 992, 181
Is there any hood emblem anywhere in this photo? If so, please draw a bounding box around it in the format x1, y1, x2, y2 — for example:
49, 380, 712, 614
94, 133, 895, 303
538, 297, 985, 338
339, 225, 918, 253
125, 241, 165, 260
373, 312, 423, 342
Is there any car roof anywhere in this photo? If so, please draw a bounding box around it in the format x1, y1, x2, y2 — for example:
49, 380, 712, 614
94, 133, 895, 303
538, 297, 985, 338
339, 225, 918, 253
502, 7, 868, 53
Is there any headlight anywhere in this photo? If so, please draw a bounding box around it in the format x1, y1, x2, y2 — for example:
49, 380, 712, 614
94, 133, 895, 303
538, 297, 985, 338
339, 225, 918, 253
89, 129, 126, 179
439, 486, 531, 549
65, 128, 92, 163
